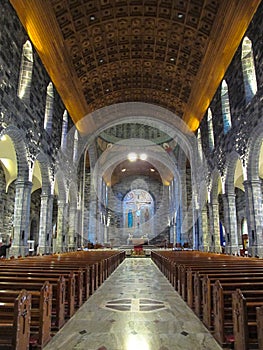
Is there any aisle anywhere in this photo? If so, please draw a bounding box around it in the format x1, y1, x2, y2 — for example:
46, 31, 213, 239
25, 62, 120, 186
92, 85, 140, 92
44, 257, 223, 350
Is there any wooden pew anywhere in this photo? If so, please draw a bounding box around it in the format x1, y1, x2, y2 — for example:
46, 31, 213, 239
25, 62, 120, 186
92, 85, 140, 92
0, 281, 52, 349
188, 267, 263, 312
0, 290, 31, 350
232, 289, 263, 350
151, 250, 263, 349
213, 281, 263, 346
0, 250, 125, 302
256, 306, 263, 350
0, 276, 65, 330
202, 276, 263, 331
0, 250, 125, 349
151, 250, 263, 304
192, 268, 263, 319
0, 267, 84, 310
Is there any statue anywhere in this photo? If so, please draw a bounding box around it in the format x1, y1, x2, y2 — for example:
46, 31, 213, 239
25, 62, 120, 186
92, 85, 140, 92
128, 209, 133, 228
144, 208, 150, 222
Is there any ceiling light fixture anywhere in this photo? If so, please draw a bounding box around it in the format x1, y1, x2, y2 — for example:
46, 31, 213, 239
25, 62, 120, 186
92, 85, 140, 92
121, 168, 126, 172
128, 152, 137, 162
150, 168, 155, 172
90, 15, 96, 21
139, 153, 147, 161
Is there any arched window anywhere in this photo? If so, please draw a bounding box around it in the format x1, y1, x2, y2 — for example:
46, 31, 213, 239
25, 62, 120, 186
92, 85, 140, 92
207, 108, 214, 150
73, 130, 79, 162
17, 40, 33, 100
60, 110, 68, 151
197, 128, 203, 161
241, 36, 257, 103
221, 80, 232, 133
44, 82, 54, 134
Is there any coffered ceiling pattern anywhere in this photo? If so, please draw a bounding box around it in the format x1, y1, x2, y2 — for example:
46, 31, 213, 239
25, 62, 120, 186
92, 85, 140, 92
51, 0, 218, 117
10, 0, 261, 130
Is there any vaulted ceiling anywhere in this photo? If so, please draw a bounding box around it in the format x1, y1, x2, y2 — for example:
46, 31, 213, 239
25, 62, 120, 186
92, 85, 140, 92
10, 0, 261, 133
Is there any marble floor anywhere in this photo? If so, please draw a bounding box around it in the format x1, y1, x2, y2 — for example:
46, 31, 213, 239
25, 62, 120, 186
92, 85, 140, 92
44, 257, 223, 350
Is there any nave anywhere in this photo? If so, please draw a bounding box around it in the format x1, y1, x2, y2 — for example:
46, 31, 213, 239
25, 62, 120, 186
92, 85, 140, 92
44, 257, 223, 350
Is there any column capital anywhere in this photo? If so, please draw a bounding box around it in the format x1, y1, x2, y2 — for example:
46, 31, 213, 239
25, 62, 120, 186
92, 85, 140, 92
224, 192, 236, 198
15, 179, 33, 188
244, 179, 262, 188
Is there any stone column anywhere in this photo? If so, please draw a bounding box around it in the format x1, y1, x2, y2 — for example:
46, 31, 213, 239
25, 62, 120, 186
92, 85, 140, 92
222, 193, 239, 254
244, 179, 263, 257
46, 194, 54, 254
88, 174, 98, 244
38, 192, 49, 255
96, 177, 103, 245
11, 180, 32, 257
180, 170, 189, 245
55, 199, 67, 253
68, 202, 77, 251
212, 203, 221, 253
207, 203, 215, 251
201, 206, 209, 251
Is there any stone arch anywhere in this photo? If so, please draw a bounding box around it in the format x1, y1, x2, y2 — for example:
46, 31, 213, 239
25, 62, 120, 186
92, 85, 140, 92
54, 170, 67, 202
74, 103, 205, 185
35, 152, 52, 194
224, 151, 242, 193
0, 125, 29, 180
69, 181, 78, 206
246, 124, 263, 181
211, 169, 223, 203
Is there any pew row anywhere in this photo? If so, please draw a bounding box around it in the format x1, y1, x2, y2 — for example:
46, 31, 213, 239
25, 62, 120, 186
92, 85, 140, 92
0, 290, 31, 350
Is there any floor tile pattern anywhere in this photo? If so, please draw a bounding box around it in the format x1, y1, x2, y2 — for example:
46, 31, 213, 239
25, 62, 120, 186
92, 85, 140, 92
44, 258, 223, 350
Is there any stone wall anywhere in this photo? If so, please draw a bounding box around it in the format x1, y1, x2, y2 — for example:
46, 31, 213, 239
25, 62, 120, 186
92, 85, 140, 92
0, 0, 76, 254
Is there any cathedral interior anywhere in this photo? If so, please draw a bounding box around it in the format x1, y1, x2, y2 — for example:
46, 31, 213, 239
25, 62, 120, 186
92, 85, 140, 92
0, 0, 263, 258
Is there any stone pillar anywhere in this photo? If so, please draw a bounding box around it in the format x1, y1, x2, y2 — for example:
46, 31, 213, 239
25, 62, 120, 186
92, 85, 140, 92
38, 193, 49, 254
11, 180, 32, 257
88, 174, 98, 244
55, 199, 67, 253
207, 203, 214, 251
192, 208, 200, 250
46, 194, 54, 254
212, 203, 221, 253
201, 206, 209, 251
180, 170, 189, 245
244, 179, 263, 257
222, 193, 239, 254
68, 202, 77, 251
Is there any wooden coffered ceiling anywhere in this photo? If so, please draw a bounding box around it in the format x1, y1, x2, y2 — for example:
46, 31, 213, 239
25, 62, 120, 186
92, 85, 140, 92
10, 0, 261, 132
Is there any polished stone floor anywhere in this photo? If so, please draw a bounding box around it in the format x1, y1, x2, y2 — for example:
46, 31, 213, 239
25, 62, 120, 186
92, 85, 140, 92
44, 257, 223, 350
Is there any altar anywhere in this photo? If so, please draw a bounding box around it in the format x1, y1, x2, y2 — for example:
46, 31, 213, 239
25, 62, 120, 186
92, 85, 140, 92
130, 238, 148, 245
127, 234, 149, 246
